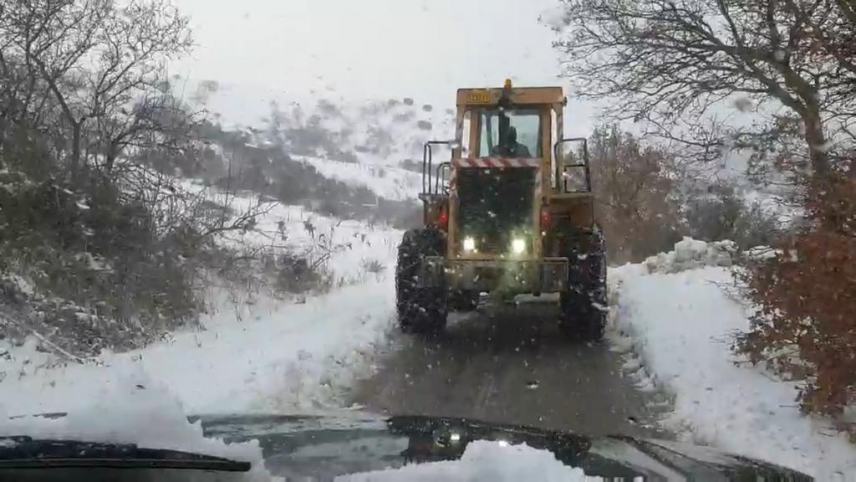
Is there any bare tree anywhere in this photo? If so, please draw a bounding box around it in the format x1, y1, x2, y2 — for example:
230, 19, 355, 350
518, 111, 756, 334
0, 0, 191, 180
553, 0, 856, 179
3, 0, 109, 172
85, 0, 191, 172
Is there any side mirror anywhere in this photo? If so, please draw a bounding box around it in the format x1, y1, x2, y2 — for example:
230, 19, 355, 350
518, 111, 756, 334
422, 140, 456, 195
553, 138, 591, 193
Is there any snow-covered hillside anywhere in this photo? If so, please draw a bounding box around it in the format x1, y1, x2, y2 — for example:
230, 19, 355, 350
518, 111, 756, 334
296, 155, 421, 202
330, 99, 456, 167
193, 181, 400, 283
248, 97, 455, 169
249, 97, 454, 202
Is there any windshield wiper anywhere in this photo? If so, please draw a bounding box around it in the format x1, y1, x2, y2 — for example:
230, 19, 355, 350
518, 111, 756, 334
0, 436, 251, 472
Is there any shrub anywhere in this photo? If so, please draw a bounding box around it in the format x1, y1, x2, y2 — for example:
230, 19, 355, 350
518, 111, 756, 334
275, 253, 332, 294
0, 169, 203, 355
360, 258, 385, 275
736, 176, 856, 416
0, 107, 210, 356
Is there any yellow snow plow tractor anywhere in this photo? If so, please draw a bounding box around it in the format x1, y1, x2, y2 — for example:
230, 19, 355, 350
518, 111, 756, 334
396, 80, 606, 340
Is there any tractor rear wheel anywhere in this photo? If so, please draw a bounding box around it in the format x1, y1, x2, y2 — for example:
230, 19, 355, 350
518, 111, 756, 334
396, 229, 448, 334
558, 229, 607, 341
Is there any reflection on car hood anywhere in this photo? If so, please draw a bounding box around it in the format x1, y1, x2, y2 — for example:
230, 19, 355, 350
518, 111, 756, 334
193, 413, 813, 481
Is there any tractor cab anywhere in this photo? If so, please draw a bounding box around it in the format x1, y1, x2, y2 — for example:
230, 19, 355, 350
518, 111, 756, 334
400, 80, 606, 340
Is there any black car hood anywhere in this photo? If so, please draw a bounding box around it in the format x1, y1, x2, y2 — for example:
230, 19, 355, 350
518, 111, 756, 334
190, 412, 812, 481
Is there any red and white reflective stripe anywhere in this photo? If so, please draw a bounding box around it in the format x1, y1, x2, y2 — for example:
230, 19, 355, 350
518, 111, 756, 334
452, 158, 541, 169
449, 159, 542, 191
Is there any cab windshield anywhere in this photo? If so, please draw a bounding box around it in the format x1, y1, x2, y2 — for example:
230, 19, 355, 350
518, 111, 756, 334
479, 109, 542, 158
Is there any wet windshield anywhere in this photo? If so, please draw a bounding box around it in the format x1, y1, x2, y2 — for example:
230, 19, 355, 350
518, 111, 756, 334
0, 0, 850, 480
479, 110, 541, 158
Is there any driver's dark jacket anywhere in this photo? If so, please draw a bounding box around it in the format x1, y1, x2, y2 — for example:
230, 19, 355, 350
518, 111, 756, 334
490, 143, 532, 158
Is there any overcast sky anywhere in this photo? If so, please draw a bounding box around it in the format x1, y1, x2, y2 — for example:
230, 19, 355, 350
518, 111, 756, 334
171, 0, 596, 135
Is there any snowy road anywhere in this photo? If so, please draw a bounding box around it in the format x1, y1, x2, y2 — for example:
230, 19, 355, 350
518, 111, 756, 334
352, 302, 668, 438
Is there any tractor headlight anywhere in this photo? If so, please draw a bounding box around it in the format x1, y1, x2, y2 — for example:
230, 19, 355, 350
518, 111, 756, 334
511, 238, 526, 254
463, 236, 477, 253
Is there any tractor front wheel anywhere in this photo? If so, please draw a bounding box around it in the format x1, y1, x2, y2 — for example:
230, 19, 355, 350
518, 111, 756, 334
396, 229, 448, 334
449, 290, 479, 311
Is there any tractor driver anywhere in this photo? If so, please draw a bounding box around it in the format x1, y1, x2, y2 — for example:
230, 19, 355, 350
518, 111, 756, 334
491, 126, 531, 158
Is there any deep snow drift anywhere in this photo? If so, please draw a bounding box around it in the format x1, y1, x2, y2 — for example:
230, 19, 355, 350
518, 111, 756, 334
609, 237, 856, 479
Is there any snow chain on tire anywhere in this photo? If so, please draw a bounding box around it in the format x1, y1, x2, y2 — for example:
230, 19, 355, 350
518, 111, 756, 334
395, 229, 448, 334
558, 227, 607, 341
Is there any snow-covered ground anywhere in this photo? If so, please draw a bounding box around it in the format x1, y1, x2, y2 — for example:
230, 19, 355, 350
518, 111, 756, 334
608, 238, 856, 480
179, 178, 401, 283
0, 182, 403, 473
0, 230, 400, 478
3, 204, 856, 479
0, 179, 403, 414
0, 278, 397, 417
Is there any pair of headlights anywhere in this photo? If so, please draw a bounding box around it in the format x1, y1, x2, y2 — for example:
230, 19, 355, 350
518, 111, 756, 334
462, 236, 526, 255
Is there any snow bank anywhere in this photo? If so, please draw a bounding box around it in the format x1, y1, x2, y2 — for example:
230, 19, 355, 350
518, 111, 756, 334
1, 278, 396, 416
339, 441, 586, 482
642, 236, 736, 273
0, 170, 403, 470
609, 238, 856, 479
